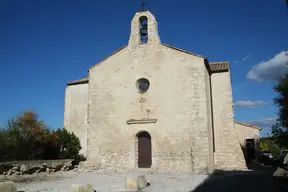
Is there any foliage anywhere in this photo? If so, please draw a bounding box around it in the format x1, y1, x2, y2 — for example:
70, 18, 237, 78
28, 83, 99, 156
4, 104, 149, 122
259, 139, 282, 157
259, 141, 269, 151
269, 142, 282, 157
53, 128, 85, 163
0, 110, 85, 163
271, 73, 288, 148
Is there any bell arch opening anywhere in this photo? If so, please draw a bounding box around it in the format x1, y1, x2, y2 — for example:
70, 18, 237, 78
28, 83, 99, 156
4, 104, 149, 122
139, 16, 148, 44
135, 131, 152, 168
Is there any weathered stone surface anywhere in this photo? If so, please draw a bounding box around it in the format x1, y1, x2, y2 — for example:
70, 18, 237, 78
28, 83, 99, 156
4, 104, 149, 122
71, 184, 94, 192
137, 175, 148, 190
64, 10, 258, 173
65, 10, 212, 173
20, 164, 28, 172
0, 159, 74, 175
211, 72, 247, 170
284, 153, 288, 164
0, 181, 17, 192
235, 122, 261, 161
11, 166, 19, 171
125, 177, 138, 191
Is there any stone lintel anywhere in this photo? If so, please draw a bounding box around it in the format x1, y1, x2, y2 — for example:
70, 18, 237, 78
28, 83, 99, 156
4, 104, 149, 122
126, 119, 157, 125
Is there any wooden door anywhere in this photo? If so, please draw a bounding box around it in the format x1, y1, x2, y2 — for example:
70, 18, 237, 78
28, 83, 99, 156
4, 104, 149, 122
137, 132, 152, 168
246, 139, 256, 163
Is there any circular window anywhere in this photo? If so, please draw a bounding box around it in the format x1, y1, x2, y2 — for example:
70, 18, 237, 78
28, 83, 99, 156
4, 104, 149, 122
136, 78, 150, 93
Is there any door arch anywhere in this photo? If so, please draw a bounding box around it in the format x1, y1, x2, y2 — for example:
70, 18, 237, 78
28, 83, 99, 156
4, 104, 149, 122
136, 131, 152, 168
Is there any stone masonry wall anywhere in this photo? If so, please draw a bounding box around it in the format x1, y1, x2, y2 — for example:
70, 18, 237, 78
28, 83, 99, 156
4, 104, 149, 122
128, 11, 161, 47
204, 65, 214, 173
64, 10, 248, 173
235, 123, 261, 160
86, 44, 211, 173
64, 84, 88, 157
85, 11, 212, 172
211, 71, 247, 170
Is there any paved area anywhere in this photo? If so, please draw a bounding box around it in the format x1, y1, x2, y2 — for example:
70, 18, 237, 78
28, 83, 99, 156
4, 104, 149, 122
12, 169, 276, 192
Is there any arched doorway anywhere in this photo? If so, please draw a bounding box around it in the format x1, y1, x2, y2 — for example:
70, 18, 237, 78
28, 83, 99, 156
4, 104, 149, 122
136, 131, 152, 168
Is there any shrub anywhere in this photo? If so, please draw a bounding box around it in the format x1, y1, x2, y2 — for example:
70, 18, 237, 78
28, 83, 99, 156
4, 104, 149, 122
54, 128, 82, 159
259, 139, 282, 157
0, 111, 85, 163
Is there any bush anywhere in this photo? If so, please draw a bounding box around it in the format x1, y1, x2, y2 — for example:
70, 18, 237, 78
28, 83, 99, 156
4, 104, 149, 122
0, 111, 85, 163
259, 139, 282, 157
54, 128, 82, 159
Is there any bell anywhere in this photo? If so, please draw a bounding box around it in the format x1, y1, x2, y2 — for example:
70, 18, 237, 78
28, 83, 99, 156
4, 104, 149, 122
140, 24, 147, 35
141, 23, 147, 29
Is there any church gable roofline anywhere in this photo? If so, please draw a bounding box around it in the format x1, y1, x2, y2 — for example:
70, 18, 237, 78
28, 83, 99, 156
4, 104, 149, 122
161, 44, 212, 73
88, 46, 127, 71
162, 44, 206, 59
162, 44, 231, 74
66, 62, 230, 86
67, 77, 89, 86
70, 45, 230, 86
235, 121, 262, 130
88, 44, 209, 71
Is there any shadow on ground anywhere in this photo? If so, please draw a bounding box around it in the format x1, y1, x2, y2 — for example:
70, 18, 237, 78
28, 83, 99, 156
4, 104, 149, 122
191, 165, 278, 192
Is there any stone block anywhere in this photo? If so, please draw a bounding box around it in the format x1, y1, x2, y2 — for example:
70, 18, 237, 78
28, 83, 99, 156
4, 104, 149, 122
0, 181, 17, 192
125, 177, 138, 191
137, 175, 148, 190
71, 184, 94, 192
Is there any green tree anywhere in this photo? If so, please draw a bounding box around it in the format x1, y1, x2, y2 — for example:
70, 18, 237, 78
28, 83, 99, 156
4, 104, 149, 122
54, 128, 81, 158
259, 141, 269, 151
0, 111, 85, 162
54, 128, 86, 163
259, 138, 282, 156
272, 72, 288, 148
0, 110, 60, 161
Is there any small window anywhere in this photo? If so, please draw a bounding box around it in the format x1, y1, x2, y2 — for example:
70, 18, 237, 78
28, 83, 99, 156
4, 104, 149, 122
139, 16, 148, 44
136, 78, 150, 93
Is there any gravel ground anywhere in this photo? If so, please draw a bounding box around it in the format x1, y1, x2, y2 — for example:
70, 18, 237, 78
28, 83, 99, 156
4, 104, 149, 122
8, 169, 274, 192
15, 171, 209, 192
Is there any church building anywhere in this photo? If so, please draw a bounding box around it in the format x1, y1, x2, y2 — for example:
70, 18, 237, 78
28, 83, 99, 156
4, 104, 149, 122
64, 10, 261, 173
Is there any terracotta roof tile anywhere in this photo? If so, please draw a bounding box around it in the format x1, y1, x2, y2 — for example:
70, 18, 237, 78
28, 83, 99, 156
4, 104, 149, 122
235, 121, 262, 130
209, 62, 230, 72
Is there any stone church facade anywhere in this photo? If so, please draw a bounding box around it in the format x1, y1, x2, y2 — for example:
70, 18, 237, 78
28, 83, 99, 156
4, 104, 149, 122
64, 11, 261, 173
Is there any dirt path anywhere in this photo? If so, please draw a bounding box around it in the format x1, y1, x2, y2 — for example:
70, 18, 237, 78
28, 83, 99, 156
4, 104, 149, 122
7, 169, 276, 192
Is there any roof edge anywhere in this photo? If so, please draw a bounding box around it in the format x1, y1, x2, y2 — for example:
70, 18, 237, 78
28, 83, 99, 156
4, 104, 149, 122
209, 61, 230, 64
209, 62, 230, 73
88, 46, 127, 71
162, 44, 207, 59
210, 69, 229, 73
162, 43, 211, 73
235, 121, 262, 130
67, 77, 89, 86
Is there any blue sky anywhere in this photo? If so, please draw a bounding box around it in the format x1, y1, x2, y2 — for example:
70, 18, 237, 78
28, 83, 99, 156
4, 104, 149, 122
0, 0, 287, 136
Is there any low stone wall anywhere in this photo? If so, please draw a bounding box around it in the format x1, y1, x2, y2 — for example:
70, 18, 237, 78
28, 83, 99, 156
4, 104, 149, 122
0, 159, 74, 175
